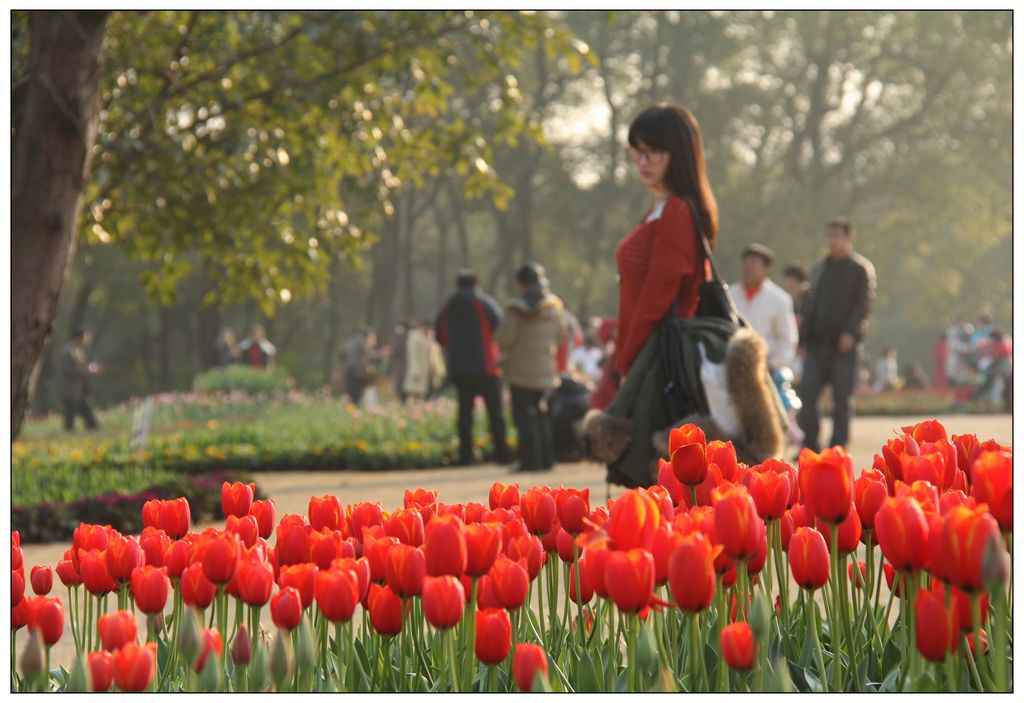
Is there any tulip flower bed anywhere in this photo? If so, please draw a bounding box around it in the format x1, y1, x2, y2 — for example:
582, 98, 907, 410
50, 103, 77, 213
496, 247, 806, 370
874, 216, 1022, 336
11, 419, 1012, 692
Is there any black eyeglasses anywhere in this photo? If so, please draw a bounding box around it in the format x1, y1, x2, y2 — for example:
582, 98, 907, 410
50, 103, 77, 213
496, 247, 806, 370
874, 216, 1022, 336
625, 146, 669, 164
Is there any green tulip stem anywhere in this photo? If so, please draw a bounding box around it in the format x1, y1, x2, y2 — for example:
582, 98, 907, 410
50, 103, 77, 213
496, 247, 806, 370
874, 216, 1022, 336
487, 664, 496, 692
806, 597, 828, 691
464, 578, 477, 691
970, 593, 988, 689
991, 578, 1008, 691
10, 630, 16, 690
689, 612, 705, 691
828, 524, 843, 692
572, 541, 585, 646
944, 652, 958, 693
963, 633, 984, 691
627, 613, 639, 692
447, 627, 461, 692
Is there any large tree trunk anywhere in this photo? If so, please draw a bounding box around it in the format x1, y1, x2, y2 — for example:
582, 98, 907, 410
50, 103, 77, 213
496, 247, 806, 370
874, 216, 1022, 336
11, 10, 109, 437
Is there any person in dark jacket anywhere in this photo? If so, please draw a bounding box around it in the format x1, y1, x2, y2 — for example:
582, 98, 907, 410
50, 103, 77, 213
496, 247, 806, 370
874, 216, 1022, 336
435, 270, 511, 466
61, 329, 101, 431
796, 218, 877, 451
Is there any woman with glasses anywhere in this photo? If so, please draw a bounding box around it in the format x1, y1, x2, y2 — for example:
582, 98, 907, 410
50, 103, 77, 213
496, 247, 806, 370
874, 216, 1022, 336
589, 104, 719, 409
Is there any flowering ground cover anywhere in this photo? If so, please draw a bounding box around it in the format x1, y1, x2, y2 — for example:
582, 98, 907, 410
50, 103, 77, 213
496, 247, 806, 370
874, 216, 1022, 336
11, 418, 1012, 692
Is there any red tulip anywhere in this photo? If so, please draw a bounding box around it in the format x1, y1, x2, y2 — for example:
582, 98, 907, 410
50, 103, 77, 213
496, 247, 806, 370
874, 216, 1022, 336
853, 468, 888, 531
180, 563, 217, 610
235, 550, 274, 607
939, 490, 975, 516
555, 528, 576, 564
88, 650, 115, 692
502, 518, 529, 549
11, 599, 29, 631
568, 560, 593, 604
788, 527, 829, 590
711, 485, 762, 560
197, 531, 240, 585
465, 502, 488, 524
816, 508, 862, 555
275, 515, 312, 567
748, 465, 790, 520
464, 523, 503, 577
404, 488, 438, 509
941, 504, 1002, 593
489, 555, 530, 610
106, 535, 145, 583
347, 502, 384, 541
423, 514, 468, 578
505, 534, 544, 581
604, 548, 655, 613
98, 610, 138, 651
56, 560, 80, 588
221, 481, 255, 519
670, 424, 708, 486
883, 563, 908, 598
902, 419, 948, 444
308, 494, 343, 532
721, 622, 756, 670
316, 567, 360, 622
226, 515, 260, 550
669, 532, 718, 612
555, 488, 590, 535
368, 584, 403, 636
164, 540, 192, 580
72, 524, 109, 571
363, 534, 399, 583
27, 596, 64, 646
513, 643, 549, 692
489, 482, 521, 511
608, 489, 662, 551
874, 496, 929, 573
894, 480, 940, 515
249, 499, 276, 540
798, 446, 854, 524
475, 608, 512, 664
422, 575, 465, 629
144, 498, 191, 539
707, 440, 740, 482
271, 586, 303, 631
657, 458, 686, 506
915, 586, 957, 663
520, 488, 556, 535
583, 543, 612, 599
130, 566, 170, 614
114, 642, 157, 692
193, 628, 223, 673
79, 549, 116, 595
278, 564, 318, 610
12, 570, 26, 605
138, 527, 171, 568
848, 560, 868, 588
385, 544, 426, 598
385, 508, 425, 547
900, 451, 949, 490
971, 450, 1012, 532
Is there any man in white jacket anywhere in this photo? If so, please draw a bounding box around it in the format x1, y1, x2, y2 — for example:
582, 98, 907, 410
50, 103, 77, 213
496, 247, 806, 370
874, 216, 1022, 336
731, 243, 803, 445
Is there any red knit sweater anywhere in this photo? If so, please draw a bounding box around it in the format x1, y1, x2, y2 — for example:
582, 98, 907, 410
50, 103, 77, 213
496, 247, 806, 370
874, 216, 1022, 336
614, 196, 704, 377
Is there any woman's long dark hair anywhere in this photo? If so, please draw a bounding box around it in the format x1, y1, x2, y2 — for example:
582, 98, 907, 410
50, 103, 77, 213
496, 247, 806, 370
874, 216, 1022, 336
628, 104, 719, 248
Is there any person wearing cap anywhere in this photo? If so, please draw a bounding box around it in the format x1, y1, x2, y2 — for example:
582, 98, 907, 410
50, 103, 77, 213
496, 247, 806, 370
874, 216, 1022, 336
797, 217, 877, 452
731, 243, 802, 445
435, 270, 511, 466
494, 262, 568, 473
60, 329, 101, 431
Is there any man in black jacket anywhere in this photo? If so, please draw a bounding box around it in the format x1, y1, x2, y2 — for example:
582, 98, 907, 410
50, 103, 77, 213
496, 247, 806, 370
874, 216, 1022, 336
435, 270, 511, 466
796, 218, 876, 451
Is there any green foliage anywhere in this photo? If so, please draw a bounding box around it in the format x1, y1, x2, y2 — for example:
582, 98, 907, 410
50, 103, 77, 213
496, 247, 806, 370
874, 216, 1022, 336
193, 365, 293, 394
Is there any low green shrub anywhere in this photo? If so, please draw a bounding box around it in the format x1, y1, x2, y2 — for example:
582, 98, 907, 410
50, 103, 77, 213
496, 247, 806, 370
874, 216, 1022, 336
192, 365, 294, 394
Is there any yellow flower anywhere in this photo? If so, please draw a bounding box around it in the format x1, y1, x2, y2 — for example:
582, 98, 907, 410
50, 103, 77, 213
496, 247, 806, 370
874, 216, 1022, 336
355, 440, 370, 452
404, 441, 424, 452
207, 419, 220, 430
69, 449, 85, 463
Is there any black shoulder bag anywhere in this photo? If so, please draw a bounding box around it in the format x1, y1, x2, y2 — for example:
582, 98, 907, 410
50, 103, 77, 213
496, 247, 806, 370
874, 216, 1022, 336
660, 198, 746, 422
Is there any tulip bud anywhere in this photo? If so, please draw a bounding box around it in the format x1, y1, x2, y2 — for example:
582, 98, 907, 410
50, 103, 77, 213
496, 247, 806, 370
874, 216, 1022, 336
67, 655, 92, 692
750, 592, 771, 641
177, 608, 202, 665
248, 646, 268, 692
982, 533, 1010, 587
270, 629, 293, 690
294, 619, 315, 675
198, 650, 222, 692
20, 629, 45, 682
231, 625, 252, 666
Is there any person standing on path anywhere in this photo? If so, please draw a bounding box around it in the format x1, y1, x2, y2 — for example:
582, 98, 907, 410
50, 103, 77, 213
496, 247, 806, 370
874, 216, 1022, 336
730, 243, 803, 445
494, 262, 568, 473
61, 329, 101, 431
796, 218, 876, 452
435, 270, 511, 466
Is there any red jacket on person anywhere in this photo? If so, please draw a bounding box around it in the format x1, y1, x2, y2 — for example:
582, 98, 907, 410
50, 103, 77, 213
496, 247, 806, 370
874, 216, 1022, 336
613, 196, 704, 378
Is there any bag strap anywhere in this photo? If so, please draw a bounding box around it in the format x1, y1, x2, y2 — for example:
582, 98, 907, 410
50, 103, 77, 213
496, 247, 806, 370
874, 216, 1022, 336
681, 196, 725, 285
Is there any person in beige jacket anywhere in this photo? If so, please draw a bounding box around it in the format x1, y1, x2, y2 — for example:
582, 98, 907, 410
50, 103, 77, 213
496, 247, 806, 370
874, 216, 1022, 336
494, 262, 568, 473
